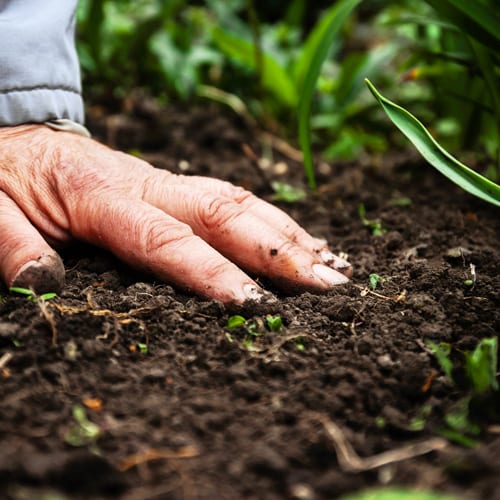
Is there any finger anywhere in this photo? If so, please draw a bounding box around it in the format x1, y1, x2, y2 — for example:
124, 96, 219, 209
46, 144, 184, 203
140, 181, 349, 292
0, 191, 65, 294
160, 174, 352, 276
69, 195, 266, 304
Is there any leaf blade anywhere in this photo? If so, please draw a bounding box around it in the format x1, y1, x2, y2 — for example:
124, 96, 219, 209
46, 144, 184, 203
297, 0, 362, 189
365, 79, 500, 206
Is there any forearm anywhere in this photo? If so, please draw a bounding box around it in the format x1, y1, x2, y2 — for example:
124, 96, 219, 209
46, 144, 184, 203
0, 0, 84, 126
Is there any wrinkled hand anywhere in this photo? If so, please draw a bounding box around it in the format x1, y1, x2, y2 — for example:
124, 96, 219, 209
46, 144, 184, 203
0, 125, 351, 304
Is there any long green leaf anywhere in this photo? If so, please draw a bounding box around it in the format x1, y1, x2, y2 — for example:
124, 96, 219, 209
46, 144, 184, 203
423, 0, 500, 52
365, 79, 500, 206
340, 488, 460, 500
297, 0, 362, 189
211, 27, 298, 108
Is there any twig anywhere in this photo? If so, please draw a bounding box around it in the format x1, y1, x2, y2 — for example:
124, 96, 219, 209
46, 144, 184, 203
307, 412, 447, 473
353, 284, 407, 302
118, 446, 199, 472
0, 352, 13, 370
37, 298, 59, 346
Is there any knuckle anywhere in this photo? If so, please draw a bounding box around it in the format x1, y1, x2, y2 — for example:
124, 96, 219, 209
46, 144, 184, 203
142, 217, 194, 257
202, 194, 241, 230
201, 259, 235, 283
219, 182, 254, 204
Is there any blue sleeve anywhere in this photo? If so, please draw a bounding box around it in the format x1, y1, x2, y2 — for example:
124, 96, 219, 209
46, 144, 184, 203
0, 0, 84, 126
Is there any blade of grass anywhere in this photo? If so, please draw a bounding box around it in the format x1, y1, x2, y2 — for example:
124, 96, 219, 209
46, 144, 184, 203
297, 0, 362, 189
365, 79, 500, 206
468, 38, 500, 179
211, 27, 298, 108
423, 0, 500, 52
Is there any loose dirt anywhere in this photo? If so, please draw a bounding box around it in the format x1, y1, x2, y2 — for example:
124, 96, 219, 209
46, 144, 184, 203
1, 102, 499, 500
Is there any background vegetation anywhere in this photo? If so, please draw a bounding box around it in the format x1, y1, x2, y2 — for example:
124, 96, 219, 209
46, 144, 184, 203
76, 0, 499, 181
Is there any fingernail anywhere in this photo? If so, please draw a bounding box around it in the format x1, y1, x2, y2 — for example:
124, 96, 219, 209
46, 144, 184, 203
320, 249, 351, 270
312, 263, 349, 286
242, 283, 266, 301
12, 254, 65, 294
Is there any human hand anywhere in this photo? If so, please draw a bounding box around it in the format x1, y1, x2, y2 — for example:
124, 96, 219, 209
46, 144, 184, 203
0, 125, 351, 304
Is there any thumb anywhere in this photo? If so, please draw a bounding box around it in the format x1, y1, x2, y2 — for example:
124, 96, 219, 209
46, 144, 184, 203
0, 192, 65, 294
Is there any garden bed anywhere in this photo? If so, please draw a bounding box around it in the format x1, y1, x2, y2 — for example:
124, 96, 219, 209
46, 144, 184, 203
0, 103, 499, 500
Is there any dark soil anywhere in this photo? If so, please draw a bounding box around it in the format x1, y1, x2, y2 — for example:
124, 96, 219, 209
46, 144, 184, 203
1, 101, 499, 500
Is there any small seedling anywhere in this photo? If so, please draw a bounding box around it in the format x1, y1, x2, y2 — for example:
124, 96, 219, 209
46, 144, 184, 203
226, 315, 247, 330
295, 342, 305, 351
358, 203, 386, 235
266, 314, 283, 332
137, 342, 149, 355
271, 182, 307, 203
340, 487, 461, 500
9, 286, 56, 302
389, 197, 412, 207
426, 341, 453, 383
465, 337, 498, 394
426, 337, 498, 446
64, 405, 101, 447
464, 263, 477, 289
369, 273, 385, 291
408, 404, 432, 432
226, 315, 262, 349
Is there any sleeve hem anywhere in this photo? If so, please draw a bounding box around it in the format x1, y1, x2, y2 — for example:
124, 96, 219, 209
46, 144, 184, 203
0, 87, 85, 126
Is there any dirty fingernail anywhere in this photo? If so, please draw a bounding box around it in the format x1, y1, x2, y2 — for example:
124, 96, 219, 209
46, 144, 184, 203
320, 249, 351, 270
312, 263, 349, 286
243, 283, 266, 301
12, 254, 65, 294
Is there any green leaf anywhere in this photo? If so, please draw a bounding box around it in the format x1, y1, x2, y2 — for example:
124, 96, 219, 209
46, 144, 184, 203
465, 337, 498, 394
64, 405, 101, 447
369, 274, 385, 291
9, 287, 34, 297
266, 314, 283, 332
427, 341, 454, 383
444, 397, 480, 435
211, 27, 298, 108
227, 315, 247, 330
137, 342, 149, 355
339, 486, 461, 500
423, 0, 500, 52
297, 0, 362, 189
39, 292, 57, 301
271, 181, 307, 203
408, 404, 432, 432
365, 79, 500, 206
358, 203, 386, 235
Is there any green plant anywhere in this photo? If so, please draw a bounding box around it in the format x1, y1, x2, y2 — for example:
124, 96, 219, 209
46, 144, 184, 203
9, 287, 57, 302
358, 204, 386, 236
208, 0, 398, 188
465, 336, 498, 394
226, 315, 247, 330
226, 314, 260, 349
64, 405, 101, 447
373, 0, 500, 180
265, 314, 283, 332
369, 273, 385, 291
366, 79, 500, 206
427, 341, 454, 382
77, 0, 221, 99
271, 182, 307, 203
339, 487, 460, 500
137, 342, 149, 355
426, 337, 498, 445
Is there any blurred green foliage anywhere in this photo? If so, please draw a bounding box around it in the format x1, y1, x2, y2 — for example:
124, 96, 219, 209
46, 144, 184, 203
76, 0, 499, 177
